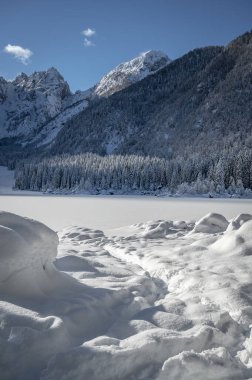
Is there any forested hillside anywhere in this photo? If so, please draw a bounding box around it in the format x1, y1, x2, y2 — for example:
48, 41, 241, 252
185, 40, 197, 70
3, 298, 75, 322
9, 31, 252, 196
51, 31, 252, 161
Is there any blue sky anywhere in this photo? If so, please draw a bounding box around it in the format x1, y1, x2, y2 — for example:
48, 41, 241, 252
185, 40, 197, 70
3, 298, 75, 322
1, 0, 251, 91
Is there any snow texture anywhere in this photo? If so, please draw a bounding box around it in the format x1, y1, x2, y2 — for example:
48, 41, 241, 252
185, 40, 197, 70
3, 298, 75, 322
1, 211, 252, 379
94, 50, 171, 97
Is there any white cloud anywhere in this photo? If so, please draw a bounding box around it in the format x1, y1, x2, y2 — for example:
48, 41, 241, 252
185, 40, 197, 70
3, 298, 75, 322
82, 28, 96, 37
84, 38, 95, 47
4, 44, 33, 65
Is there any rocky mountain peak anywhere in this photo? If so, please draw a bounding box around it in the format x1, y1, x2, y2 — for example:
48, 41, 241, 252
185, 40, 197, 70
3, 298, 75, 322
94, 50, 171, 97
12, 67, 70, 97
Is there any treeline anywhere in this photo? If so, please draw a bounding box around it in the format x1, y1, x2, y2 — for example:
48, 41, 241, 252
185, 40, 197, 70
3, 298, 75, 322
15, 149, 252, 196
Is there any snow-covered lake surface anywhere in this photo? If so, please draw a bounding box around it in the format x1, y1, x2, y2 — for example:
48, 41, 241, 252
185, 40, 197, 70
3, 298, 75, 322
1, 165, 252, 233
1, 165, 252, 379
1, 194, 252, 233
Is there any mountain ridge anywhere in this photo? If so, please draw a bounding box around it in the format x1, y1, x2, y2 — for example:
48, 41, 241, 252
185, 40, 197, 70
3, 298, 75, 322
0, 50, 171, 146
50, 30, 252, 159
93, 50, 171, 97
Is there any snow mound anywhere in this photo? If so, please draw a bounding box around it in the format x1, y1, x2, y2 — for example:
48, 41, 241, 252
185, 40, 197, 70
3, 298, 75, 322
134, 307, 193, 331
227, 214, 252, 232
2, 212, 252, 379
193, 213, 228, 233
131, 219, 191, 239
212, 218, 252, 256
41, 325, 242, 380
0, 212, 59, 297
158, 347, 248, 380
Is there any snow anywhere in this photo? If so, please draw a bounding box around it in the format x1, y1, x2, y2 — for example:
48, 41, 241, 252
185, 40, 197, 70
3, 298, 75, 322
0, 166, 41, 195
94, 50, 171, 97
0, 69, 89, 145
0, 68, 70, 140
30, 92, 89, 146
1, 169, 252, 378
158, 347, 248, 380
1, 193, 252, 233
0, 166, 15, 195
1, 162, 252, 234
192, 213, 229, 233
0, 211, 59, 297
1, 209, 252, 379
0, 51, 170, 144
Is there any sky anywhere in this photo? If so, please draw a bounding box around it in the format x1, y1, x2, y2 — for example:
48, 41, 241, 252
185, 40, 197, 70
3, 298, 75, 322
0, 0, 251, 91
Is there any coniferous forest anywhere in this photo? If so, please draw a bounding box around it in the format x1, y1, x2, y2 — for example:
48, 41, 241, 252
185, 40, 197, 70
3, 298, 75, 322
15, 145, 252, 196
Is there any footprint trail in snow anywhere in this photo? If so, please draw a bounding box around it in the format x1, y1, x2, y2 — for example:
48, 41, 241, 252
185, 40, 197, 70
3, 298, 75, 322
1, 211, 252, 379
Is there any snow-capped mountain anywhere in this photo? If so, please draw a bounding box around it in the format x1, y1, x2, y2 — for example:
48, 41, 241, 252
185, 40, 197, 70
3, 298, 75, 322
0, 51, 170, 146
0, 67, 90, 145
51, 31, 252, 166
94, 50, 171, 97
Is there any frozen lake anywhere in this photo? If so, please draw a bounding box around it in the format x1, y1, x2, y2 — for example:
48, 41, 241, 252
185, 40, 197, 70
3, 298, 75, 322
1, 166, 251, 232
0, 194, 251, 232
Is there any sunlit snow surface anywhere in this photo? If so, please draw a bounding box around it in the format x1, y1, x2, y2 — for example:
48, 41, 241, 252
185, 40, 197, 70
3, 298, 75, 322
1, 166, 252, 379
1, 211, 252, 379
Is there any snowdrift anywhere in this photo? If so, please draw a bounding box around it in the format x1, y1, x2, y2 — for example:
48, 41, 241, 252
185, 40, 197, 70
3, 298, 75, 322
1, 211, 252, 379
0, 212, 59, 297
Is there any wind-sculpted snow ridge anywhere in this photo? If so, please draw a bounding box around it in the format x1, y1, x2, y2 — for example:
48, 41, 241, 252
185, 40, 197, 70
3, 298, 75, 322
1, 212, 252, 379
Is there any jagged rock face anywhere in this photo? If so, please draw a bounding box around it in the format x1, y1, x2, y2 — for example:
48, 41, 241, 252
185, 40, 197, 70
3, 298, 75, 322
0, 67, 89, 144
0, 77, 9, 104
94, 50, 171, 97
0, 51, 170, 146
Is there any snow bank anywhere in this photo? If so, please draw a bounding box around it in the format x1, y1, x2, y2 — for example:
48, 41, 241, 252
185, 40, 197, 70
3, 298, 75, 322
0, 211, 59, 297
212, 216, 252, 257
0, 212, 144, 379
158, 347, 249, 380
192, 212, 228, 233
1, 211, 252, 379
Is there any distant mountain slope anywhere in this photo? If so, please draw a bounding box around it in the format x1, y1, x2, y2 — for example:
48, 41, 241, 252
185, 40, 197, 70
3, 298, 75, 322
51, 46, 222, 156
51, 31, 252, 159
0, 51, 170, 147
93, 50, 171, 97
